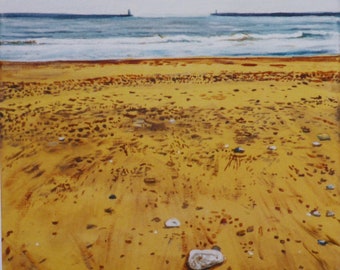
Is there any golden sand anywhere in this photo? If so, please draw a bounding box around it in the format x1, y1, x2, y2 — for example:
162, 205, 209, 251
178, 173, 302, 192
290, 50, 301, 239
1, 57, 339, 269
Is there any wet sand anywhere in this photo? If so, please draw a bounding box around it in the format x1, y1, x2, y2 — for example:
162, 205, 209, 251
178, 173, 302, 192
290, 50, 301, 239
1, 57, 340, 269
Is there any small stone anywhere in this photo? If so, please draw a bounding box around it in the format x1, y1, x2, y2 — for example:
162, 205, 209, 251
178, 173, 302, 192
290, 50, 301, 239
326, 184, 335, 190
246, 226, 254, 233
187, 249, 225, 270
220, 218, 227, 225
58, 136, 65, 142
312, 141, 321, 147
169, 118, 176, 124
144, 178, 157, 185
236, 230, 246, 236
224, 144, 229, 149
317, 240, 327, 246
326, 210, 335, 217
301, 126, 310, 133
317, 133, 331, 141
108, 194, 117, 200
152, 217, 161, 222
165, 218, 180, 228
311, 210, 321, 217
267, 145, 277, 151
211, 245, 221, 251
233, 147, 245, 153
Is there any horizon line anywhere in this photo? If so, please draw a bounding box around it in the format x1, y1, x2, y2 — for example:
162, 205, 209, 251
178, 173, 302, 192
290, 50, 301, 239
1, 11, 340, 17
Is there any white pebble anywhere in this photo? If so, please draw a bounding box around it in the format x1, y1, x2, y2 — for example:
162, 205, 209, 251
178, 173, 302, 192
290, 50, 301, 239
312, 141, 321, 147
267, 145, 277, 151
165, 218, 181, 228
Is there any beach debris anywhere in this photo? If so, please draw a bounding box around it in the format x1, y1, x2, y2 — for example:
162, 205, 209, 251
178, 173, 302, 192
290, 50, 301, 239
169, 118, 176, 124
326, 210, 335, 217
310, 210, 321, 217
58, 136, 65, 142
317, 240, 328, 246
144, 178, 157, 185
317, 133, 331, 141
165, 218, 180, 228
267, 145, 277, 151
108, 194, 117, 200
312, 141, 322, 147
326, 184, 335, 190
233, 147, 245, 153
187, 249, 225, 270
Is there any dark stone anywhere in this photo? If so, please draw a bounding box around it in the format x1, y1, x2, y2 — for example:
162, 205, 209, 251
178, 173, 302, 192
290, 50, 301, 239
109, 194, 117, 200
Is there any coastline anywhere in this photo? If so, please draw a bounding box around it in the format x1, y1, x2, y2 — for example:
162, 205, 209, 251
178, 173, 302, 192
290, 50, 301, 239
1, 56, 339, 269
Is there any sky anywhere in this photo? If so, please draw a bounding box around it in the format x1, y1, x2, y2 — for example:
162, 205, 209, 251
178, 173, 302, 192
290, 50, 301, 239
1, 0, 339, 16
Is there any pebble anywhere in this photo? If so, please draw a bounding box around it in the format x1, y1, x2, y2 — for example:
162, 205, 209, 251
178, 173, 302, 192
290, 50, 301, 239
267, 145, 277, 151
108, 194, 117, 200
233, 147, 245, 153
169, 118, 176, 124
247, 250, 254, 257
326, 184, 335, 190
165, 218, 180, 228
224, 144, 229, 149
311, 210, 321, 217
312, 141, 321, 147
326, 210, 335, 217
58, 136, 65, 142
144, 178, 157, 185
317, 240, 328, 246
187, 249, 225, 270
317, 133, 331, 141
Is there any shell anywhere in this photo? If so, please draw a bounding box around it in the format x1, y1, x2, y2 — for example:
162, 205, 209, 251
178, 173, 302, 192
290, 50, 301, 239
317, 240, 327, 246
187, 249, 225, 270
165, 218, 180, 228
326, 210, 335, 217
312, 141, 321, 147
326, 184, 335, 190
317, 133, 331, 141
311, 210, 321, 217
267, 145, 277, 151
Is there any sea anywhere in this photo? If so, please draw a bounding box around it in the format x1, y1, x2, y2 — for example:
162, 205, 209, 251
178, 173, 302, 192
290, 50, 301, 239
0, 13, 339, 61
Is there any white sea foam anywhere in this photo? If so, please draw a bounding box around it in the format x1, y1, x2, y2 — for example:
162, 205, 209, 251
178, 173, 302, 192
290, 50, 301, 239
1, 15, 339, 61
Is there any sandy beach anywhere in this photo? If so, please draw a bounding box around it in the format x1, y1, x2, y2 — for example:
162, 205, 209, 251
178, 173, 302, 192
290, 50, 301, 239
1, 56, 339, 269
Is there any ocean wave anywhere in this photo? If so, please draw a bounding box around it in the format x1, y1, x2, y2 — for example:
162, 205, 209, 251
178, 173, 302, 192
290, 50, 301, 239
0, 40, 37, 45
227, 31, 336, 41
